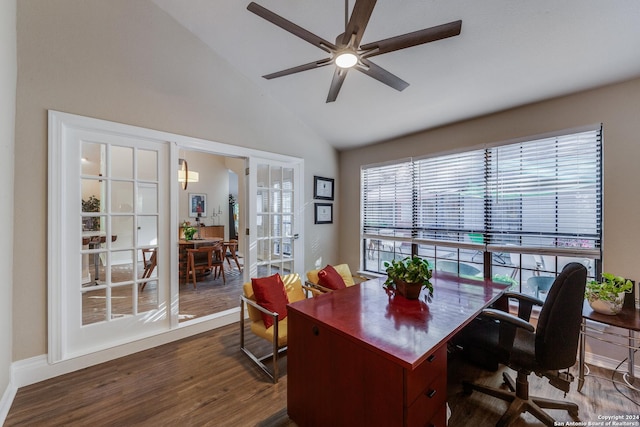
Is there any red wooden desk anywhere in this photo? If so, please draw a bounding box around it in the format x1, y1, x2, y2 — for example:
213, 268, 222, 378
287, 274, 508, 427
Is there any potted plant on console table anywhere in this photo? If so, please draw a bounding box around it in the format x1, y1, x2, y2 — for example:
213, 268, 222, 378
384, 256, 433, 300
585, 272, 633, 315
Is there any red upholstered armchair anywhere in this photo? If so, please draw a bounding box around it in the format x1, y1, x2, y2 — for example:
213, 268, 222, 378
239, 273, 307, 383
305, 263, 368, 297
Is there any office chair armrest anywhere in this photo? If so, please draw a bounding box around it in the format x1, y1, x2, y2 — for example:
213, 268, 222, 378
503, 291, 544, 322
480, 308, 535, 355
240, 295, 279, 318
504, 291, 544, 306
480, 308, 535, 333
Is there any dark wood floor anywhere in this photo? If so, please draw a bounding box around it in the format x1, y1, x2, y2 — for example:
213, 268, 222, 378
82, 259, 245, 325
177, 265, 245, 321
6, 321, 639, 426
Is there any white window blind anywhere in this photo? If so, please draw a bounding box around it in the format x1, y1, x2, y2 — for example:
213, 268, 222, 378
361, 127, 602, 260
415, 149, 486, 244
362, 160, 414, 243
486, 129, 601, 256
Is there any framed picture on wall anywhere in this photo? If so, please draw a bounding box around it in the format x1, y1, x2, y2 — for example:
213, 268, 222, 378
314, 176, 334, 200
189, 193, 207, 217
314, 203, 333, 224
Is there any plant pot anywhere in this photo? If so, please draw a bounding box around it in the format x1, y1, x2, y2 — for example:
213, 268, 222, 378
587, 292, 626, 315
394, 279, 423, 300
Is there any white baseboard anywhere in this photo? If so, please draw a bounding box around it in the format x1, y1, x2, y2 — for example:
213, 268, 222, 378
0, 381, 17, 426
583, 350, 640, 375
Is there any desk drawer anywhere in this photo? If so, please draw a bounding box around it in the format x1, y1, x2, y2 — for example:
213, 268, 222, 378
406, 344, 447, 405
406, 372, 447, 427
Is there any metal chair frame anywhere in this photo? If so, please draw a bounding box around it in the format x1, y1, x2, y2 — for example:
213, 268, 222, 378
239, 295, 286, 383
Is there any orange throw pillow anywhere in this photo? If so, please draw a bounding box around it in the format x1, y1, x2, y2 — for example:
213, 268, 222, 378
251, 274, 289, 329
318, 265, 347, 290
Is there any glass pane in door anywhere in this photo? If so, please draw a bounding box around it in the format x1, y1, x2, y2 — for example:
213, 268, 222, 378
80, 141, 160, 326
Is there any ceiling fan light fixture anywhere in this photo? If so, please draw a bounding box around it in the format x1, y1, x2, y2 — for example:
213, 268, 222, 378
335, 51, 358, 68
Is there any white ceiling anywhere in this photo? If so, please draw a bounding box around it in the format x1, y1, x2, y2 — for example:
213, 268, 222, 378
152, 0, 640, 150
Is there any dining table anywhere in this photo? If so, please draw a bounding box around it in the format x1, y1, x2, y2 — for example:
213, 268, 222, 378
178, 238, 223, 283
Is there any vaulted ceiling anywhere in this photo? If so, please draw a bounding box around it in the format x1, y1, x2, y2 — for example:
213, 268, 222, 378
152, 0, 640, 150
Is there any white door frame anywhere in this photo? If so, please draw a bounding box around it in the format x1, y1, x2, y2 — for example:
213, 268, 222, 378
48, 111, 304, 363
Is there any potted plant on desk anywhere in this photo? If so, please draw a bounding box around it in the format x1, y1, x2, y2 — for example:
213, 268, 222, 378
384, 256, 433, 300
585, 272, 633, 315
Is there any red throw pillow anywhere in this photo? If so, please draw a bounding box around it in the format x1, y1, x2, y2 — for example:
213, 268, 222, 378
251, 274, 289, 329
318, 265, 347, 290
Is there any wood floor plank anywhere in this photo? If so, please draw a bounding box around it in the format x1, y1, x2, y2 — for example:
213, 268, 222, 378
6, 323, 639, 426
6, 324, 291, 427
447, 352, 640, 426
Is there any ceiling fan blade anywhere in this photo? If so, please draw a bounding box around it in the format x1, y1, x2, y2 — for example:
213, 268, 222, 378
263, 58, 332, 80
341, 0, 377, 47
357, 58, 409, 92
361, 20, 462, 58
326, 68, 349, 103
247, 2, 337, 53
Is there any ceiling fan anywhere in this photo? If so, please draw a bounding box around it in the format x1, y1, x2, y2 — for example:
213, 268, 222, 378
247, 0, 462, 103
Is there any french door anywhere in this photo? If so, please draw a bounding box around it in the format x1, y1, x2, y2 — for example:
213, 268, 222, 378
49, 111, 304, 363
247, 157, 303, 279
49, 114, 171, 362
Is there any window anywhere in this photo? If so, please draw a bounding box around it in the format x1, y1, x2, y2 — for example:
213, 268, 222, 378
362, 127, 602, 293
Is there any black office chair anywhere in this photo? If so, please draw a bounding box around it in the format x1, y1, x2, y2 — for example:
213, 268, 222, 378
459, 262, 587, 427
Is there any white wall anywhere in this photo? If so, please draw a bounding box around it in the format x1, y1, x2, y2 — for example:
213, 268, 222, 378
14, 0, 338, 361
0, 0, 16, 420
178, 152, 230, 237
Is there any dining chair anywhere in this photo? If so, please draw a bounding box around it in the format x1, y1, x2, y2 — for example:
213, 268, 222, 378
223, 239, 242, 272
185, 243, 226, 289
139, 248, 157, 291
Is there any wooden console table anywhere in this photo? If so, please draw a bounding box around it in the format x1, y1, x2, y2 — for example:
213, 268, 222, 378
578, 292, 639, 391
179, 225, 224, 240
287, 275, 508, 426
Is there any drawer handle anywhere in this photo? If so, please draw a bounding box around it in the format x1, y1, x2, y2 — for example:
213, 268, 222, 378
427, 354, 436, 363
426, 389, 437, 398
312, 326, 320, 336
